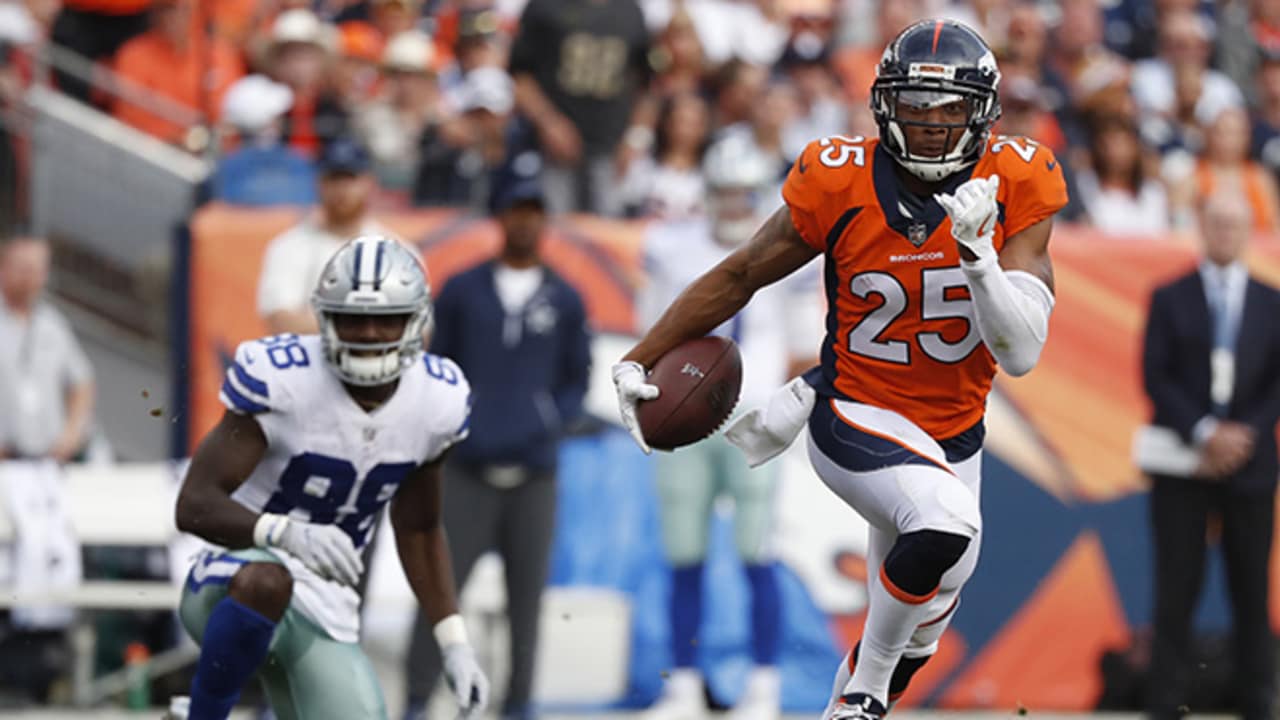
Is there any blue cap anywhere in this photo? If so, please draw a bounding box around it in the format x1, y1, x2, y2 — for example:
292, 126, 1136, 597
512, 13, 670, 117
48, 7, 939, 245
489, 150, 546, 213
319, 137, 371, 175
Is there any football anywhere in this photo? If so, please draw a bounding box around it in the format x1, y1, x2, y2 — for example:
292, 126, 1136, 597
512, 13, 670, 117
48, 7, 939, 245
636, 336, 743, 451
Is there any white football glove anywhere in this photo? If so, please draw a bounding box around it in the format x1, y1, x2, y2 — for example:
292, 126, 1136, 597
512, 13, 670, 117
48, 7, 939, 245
253, 513, 363, 587
442, 642, 489, 717
934, 175, 1000, 264
611, 360, 660, 454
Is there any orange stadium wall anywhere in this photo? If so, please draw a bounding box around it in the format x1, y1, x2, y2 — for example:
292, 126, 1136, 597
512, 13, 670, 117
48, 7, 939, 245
185, 203, 1280, 709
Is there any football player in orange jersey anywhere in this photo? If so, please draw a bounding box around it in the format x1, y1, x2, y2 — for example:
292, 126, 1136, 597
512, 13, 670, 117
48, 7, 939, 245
613, 19, 1067, 720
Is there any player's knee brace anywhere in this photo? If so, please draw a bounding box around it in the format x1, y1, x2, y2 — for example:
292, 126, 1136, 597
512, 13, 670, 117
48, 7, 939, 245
881, 530, 970, 601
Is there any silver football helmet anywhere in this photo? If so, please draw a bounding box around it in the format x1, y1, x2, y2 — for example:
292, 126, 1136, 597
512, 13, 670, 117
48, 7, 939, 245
311, 235, 431, 387
703, 133, 776, 246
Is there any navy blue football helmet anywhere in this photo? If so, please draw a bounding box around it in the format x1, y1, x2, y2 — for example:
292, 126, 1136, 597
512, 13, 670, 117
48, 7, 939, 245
871, 19, 1002, 182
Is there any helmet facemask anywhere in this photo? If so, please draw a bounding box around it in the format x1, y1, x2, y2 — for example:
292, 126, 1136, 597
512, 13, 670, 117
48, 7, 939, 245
872, 82, 1001, 182
316, 306, 431, 387
707, 185, 764, 247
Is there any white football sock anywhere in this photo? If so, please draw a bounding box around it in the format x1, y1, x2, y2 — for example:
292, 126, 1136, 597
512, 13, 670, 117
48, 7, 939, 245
843, 568, 937, 704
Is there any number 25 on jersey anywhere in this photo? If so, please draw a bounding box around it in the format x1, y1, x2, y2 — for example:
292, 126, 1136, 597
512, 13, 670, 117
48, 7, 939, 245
847, 267, 981, 366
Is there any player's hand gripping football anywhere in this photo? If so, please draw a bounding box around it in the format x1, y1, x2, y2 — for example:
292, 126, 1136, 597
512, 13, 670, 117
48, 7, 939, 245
612, 360, 660, 454
934, 175, 1000, 264
254, 513, 364, 587
442, 642, 490, 717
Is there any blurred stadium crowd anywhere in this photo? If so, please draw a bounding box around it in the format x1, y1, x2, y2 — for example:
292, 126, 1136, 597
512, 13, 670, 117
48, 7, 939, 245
3, 0, 1280, 233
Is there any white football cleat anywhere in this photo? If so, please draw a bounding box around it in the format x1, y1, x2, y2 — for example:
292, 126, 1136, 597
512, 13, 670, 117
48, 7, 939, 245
163, 695, 190, 720
643, 668, 707, 720
726, 666, 781, 720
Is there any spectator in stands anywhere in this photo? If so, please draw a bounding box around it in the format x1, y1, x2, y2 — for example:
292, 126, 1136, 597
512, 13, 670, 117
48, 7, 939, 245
0, 236, 94, 463
655, 0, 789, 68
448, 4, 504, 77
832, 0, 922, 104
256, 137, 383, 334
333, 20, 385, 109
356, 30, 440, 191
718, 80, 794, 180
1044, 0, 1130, 148
1190, 107, 1280, 234
999, 0, 1070, 124
1141, 193, 1280, 720
710, 59, 767, 135
403, 157, 591, 720
413, 66, 522, 210
647, 6, 706, 99
1250, 53, 1280, 185
212, 74, 318, 207
1074, 114, 1170, 236
50, 0, 151, 104
368, 0, 423, 39
267, 9, 348, 157
994, 73, 1066, 154
618, 92, 710, 219
1131, 9, 1243, 149
1215, 0, 1265, 103
509, 0, 651, 216
614, 7, 707, 180
1103, 0, 1215, 61
111, 0, 244, 148
778, 30, 847, 161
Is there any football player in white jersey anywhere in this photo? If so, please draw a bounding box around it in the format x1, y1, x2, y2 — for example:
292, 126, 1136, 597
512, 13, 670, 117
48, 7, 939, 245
639, 134, 821, 720
170, 236, 489, 720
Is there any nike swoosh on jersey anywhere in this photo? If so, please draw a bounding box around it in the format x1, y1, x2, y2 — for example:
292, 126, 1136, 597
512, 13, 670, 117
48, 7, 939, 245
798, 158, 809, 174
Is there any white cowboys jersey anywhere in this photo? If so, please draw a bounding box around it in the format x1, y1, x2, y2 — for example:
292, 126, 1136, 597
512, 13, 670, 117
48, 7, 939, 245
201, 333, 470, 642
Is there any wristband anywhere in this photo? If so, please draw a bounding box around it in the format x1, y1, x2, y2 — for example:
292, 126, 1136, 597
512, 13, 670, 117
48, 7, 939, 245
433, 613, 470, 648
253, 513, 289, 548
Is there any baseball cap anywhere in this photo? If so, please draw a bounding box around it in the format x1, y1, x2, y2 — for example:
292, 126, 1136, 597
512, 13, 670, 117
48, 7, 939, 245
272, 9, 331, 49
319, 137, 371, 174
489, 151, 545, 213
458, 67, 514, 115
457, 7, 500, 40
221, 75, 294, 132
338, 21, 384, 62
382, 30, 435, 73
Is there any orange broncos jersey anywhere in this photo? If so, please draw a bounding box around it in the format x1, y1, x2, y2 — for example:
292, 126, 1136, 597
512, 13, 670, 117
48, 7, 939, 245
783, 134, 1068, 440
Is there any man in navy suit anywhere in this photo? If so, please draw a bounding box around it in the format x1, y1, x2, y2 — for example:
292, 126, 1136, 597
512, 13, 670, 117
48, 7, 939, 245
1142, 194, 1280, 720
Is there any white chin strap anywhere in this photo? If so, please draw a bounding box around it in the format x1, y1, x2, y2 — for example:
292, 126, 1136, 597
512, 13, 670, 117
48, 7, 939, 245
337, 350, 403, 386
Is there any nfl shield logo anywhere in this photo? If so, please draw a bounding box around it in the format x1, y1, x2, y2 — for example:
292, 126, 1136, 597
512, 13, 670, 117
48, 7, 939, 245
908, 222, 928, 247
363, 427, 377, 442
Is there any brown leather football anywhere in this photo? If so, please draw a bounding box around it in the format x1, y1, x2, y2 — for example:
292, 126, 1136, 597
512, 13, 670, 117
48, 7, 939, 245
636, 336, 743, 451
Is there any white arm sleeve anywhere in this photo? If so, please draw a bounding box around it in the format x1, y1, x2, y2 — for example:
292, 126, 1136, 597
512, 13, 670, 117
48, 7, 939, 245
960, 254, 1054, 377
